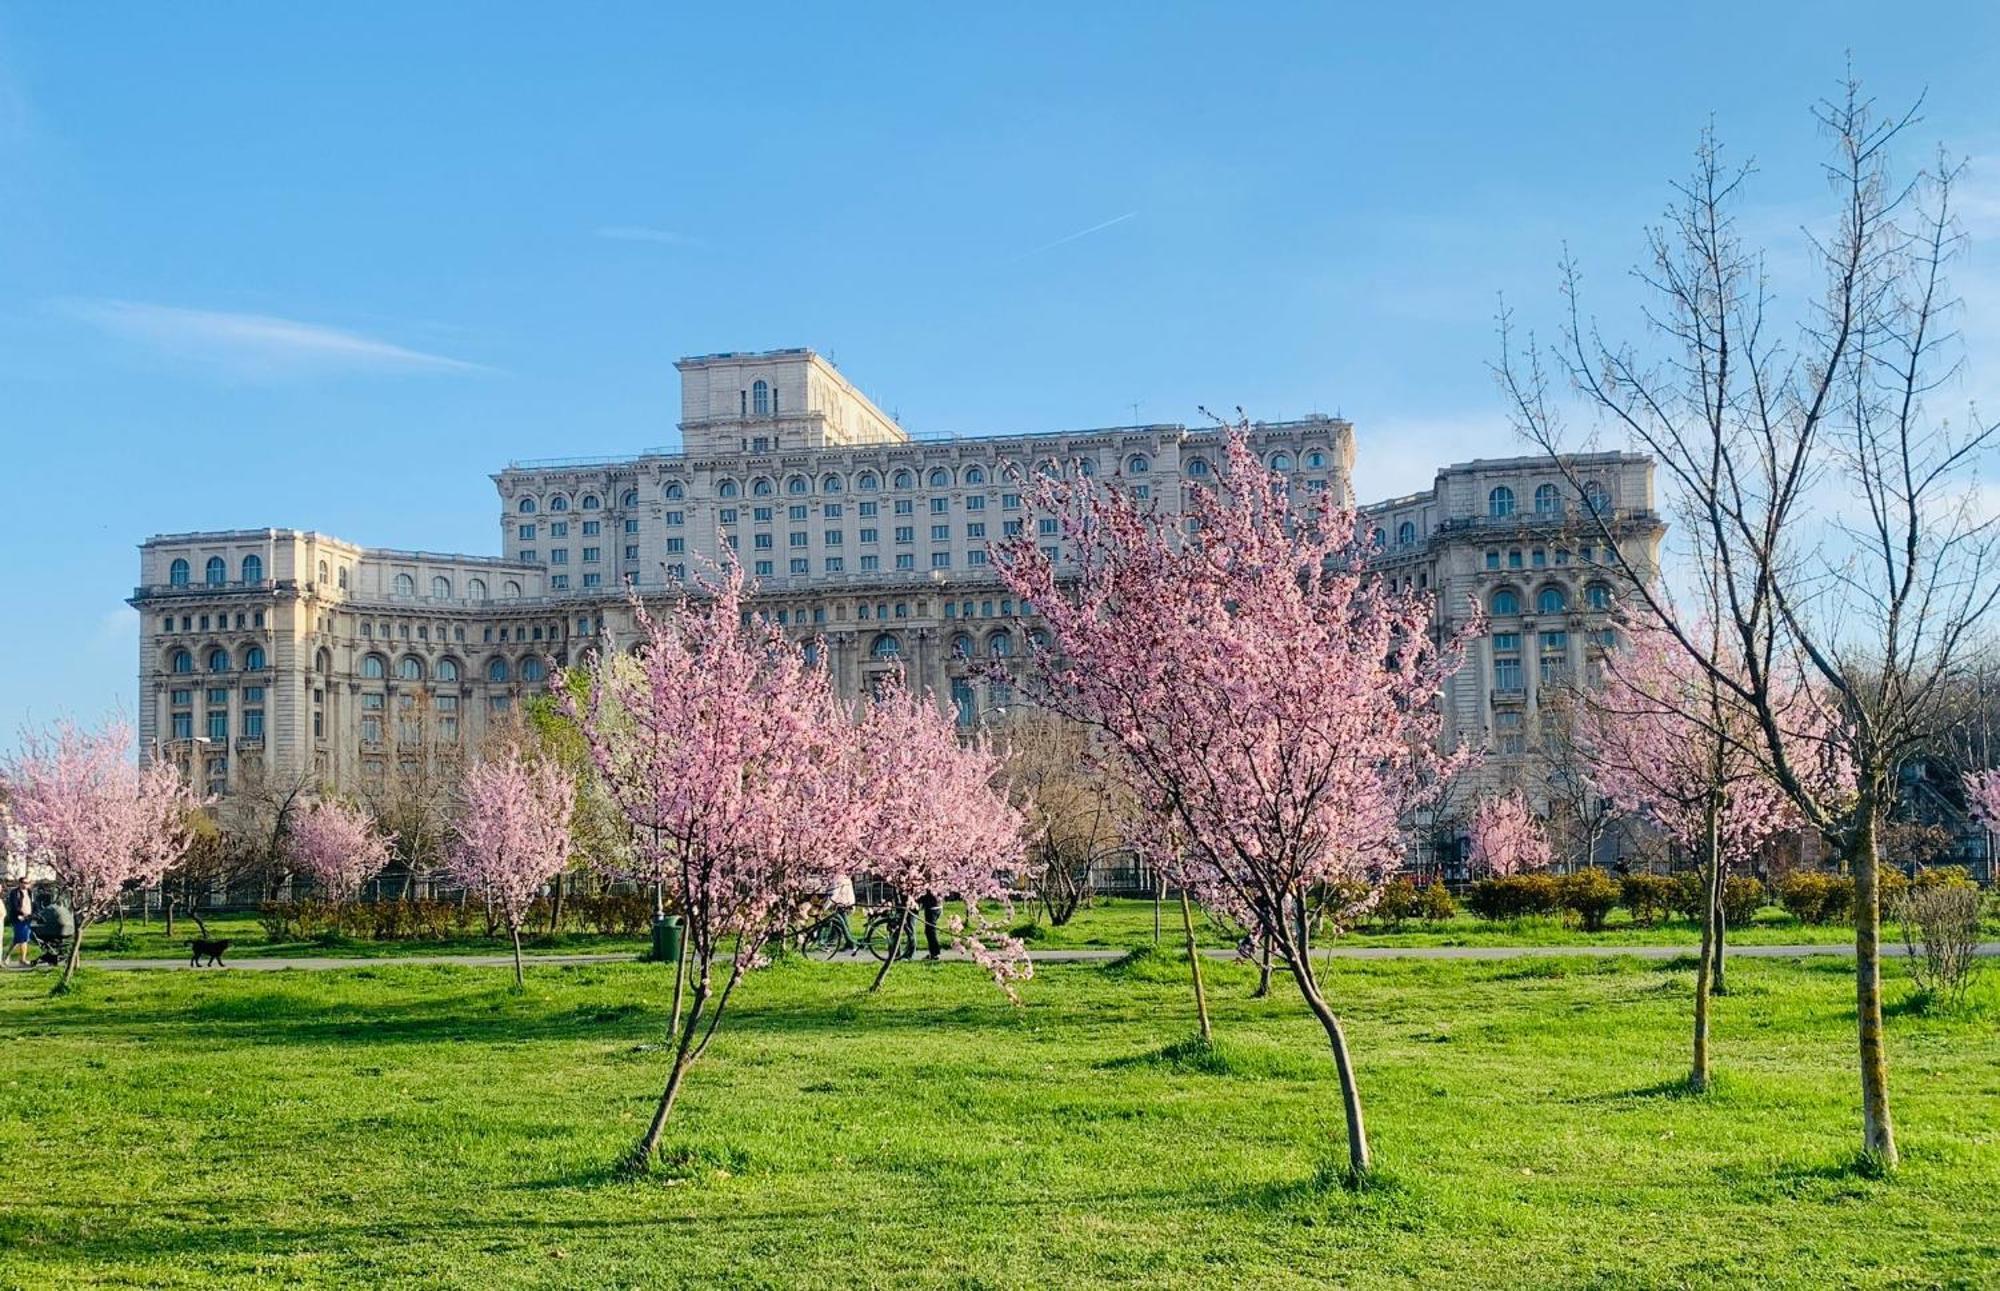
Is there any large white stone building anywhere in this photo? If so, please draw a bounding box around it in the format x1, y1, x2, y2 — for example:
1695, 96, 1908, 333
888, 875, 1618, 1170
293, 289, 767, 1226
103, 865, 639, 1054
132, 348, 1660, 852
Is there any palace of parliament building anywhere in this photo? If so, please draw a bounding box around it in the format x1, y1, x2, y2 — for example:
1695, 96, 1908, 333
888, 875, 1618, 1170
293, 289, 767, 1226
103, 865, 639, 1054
132, 348, 1660, 808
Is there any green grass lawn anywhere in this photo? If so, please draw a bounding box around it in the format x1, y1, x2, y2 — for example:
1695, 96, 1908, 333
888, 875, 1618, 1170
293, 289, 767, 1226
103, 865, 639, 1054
4, 948, 1995, 1287
84, 895, 1947, 964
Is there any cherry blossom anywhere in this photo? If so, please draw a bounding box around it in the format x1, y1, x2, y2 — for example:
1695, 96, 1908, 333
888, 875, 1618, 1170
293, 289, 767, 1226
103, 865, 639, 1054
1466, 792, 1550, 877
448, 744, 577, 987
286, 798, 394, 901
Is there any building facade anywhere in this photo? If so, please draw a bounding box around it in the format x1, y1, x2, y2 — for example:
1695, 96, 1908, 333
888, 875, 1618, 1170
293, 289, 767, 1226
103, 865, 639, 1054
132, 348, 1660, 822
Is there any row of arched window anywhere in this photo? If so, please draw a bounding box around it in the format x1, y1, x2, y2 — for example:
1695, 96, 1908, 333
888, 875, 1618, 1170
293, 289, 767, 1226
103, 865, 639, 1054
1487, 481, 1612, 520
167, 555, 264, 588
516, 491, 613, 515
1488, 583, 1614, 616
548, 448, 1326, 508
343, 652, 548, 685
167, 644, 268, 674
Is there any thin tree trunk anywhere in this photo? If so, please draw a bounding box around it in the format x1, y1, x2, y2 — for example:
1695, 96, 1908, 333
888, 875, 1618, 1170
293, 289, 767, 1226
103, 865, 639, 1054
1690, 795, 1719, 1093
1252, 932, 1272, 999
667, 930, 689, 1042
869, 904, 911, 993
164, 895, 175, 940
1179, 891, 1212, 1044
632, 972, 710, 1170
1152, 874, 1163, 945
509, 923, 524, 989
56, 920, 87, 992
1707, 848, 1728, 996
1284, 949, 1371, 1178
1851, 808, 1898, 1168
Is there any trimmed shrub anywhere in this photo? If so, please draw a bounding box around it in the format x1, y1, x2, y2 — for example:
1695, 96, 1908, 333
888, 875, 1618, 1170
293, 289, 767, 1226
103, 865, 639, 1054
1896, 880, 1984, 1008
1465, 873, 1562, 921
1778, 872, 1853, 925
1373, 878, 1420, 931
1720, 876, 1767, 927
1414, 880, 1458, 924
1667, 872, 1705, 921
1558, 868, 1620, 931
1620, 874, 1677, 927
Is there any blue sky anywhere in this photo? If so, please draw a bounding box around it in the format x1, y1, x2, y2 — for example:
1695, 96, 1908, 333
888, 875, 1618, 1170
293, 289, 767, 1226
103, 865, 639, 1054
2, 3, 1997, 744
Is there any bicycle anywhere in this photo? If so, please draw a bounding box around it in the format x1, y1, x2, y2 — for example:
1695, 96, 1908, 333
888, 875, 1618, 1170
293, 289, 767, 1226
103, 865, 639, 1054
860, 906, 918, 962
798, 906, 859, 959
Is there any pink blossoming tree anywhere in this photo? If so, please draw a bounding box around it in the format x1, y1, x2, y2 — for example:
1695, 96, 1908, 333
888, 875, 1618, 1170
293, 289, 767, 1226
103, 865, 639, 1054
1580, 612, 1846, 1089
994, 426, 1475, 1179
856, 673, 1030, 993
286, 798, 394, 902
569, 564, 863, 1170
2, 720, 201, 988
447, 744, 577, 988
1465, 792, 1550, 877
1963, 770, 2000, 837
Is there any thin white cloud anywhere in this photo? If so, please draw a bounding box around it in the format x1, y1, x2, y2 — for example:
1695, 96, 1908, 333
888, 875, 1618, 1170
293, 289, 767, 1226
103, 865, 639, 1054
59, 299, 490, 377
594, 225, 703, 247
1010, 211, 1138, 262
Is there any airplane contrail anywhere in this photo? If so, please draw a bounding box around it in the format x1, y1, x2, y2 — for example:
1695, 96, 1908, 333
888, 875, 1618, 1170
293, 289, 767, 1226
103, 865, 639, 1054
1011, 210, 1139, 261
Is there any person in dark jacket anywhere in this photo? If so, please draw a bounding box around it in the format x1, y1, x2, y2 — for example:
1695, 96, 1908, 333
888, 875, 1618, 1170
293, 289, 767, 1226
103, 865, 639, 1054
5, 877, 34, 967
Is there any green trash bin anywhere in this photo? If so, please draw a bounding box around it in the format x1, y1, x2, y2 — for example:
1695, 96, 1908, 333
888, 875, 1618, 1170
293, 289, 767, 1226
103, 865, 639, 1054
651, 915, 684, 965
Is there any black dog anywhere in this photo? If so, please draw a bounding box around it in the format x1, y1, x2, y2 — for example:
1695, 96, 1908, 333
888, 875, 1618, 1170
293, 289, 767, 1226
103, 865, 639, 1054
189, 938, 231, 967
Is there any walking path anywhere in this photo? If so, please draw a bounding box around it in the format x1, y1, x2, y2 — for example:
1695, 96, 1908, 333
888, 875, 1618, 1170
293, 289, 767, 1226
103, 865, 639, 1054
70, 941, 2000, 972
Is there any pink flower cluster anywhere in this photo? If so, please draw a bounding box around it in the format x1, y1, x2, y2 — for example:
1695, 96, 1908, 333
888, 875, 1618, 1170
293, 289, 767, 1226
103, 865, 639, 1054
286, 798, 394, 900
1466, 792, 1550, 877
1, 720, 200, 925
447, 745, 577, 933
991, 426, 1477, 948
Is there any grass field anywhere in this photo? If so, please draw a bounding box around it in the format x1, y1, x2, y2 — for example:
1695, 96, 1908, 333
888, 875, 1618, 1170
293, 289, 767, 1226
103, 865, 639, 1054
78, 895, 1943, 963
4, 947, 1996, 1287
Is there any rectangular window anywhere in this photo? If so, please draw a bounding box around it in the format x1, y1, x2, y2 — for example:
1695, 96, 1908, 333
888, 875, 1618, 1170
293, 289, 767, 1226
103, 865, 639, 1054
754, 507, 773, 523
1532, 549, 1546, 567
549, 549, 568, 564
754, 533, 773, 550
626, 544, 641, 559
207, 688, 228, 706
824, 529, 843, 545
1485, 550, 1501, 570
789, 505, 807, 521
583, 573, 602, 587
489, 696, 511, 714
931, 524, 950, 541
1540, 656, 1568, 686
824, 503, 843, 518
1494, 658, 1522, 691
724, 534, 739, 550
966, 522, 986, 539
521, 550, 537, 563
859, 501, 878, 517
582, 520, 600, 536
825, 557, 844, 572
1492, 632, 1520, 652
930, 498, 948, 515
895, 553, 914, 570
627, 518, 642, 533
1135, 484, 1151, 499
720, 508, 738, 524
1541, 631, 1569, 652
313, 711, 323, 738
790, 558, 809, 574
171, 689, 191, 706
519, 524, 535, 540
754, 560, 774, 577
859, 527, 878, 544
894, 499, 913, 516
242, 710, 264, 738
789, 532, 808, 548
931, 552, 951, 568
206, 710, 228, 741
895, 526, 914, 543
582, 547, 600, 563
1003, 519, 1023, 536
550, 575, 568, 589
967, 549, 988, 566
965, 495, 985, 511
171, 713, 193, 740
1038, 517, 1059, 536
1508, 550, 1523, 568
243, 686, 264, 704
1495, 710, 1524, 755
550, 521, 568, 538
860, 554, 879, 571
1002, 493, 1022, 510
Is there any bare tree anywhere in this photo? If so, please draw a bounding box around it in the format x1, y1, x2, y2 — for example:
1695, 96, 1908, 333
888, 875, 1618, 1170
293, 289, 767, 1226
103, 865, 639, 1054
997, 711, 1134, 927
1499, 77, 1997, 1168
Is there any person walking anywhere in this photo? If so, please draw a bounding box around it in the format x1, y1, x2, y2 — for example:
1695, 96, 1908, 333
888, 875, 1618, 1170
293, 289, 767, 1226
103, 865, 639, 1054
917, 892, 942, 961
5, 877, 35, 967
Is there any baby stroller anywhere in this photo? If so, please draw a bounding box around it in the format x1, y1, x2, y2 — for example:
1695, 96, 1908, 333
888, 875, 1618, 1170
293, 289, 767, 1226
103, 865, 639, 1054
28, 903, 75, 969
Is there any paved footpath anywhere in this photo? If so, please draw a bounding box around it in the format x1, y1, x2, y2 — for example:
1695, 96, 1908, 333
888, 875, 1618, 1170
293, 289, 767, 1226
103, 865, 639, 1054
72, 941, 2000, 972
